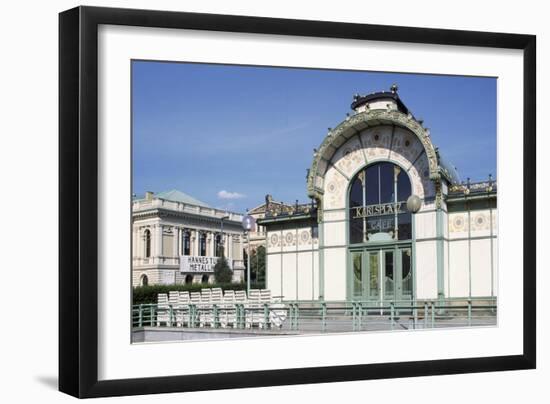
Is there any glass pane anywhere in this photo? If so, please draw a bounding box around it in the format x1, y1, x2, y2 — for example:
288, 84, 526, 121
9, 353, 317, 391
401, 248, 412, 296
397, 212, 412, 240
397, 169, 412, 202
384, 251, 394, 299
349, 162, 413, 243
352, 252, 362, 298
379, 162, 395, 204
368, 253, 379, 299
349, 175, 363, 207
349, 216, 364, 244
365, 165, 379, 205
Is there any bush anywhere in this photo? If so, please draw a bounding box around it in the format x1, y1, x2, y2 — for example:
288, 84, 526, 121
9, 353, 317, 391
132, 282, 265, 305
214, 254, 232, 283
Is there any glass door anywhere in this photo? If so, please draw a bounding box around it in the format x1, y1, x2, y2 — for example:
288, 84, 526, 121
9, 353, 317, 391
350, 246, 413, 302
400, 247, 413, 300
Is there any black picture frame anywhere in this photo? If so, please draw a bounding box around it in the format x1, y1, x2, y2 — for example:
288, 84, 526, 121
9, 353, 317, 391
59, 5, 536, 398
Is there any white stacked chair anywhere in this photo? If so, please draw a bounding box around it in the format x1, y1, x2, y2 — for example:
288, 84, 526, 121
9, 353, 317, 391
220, 290, 236, 328
245, 289, 262, 328
198, 289, 212, 327
189, 291, 201, 327
168, 291, 179, 306
266, 289, 287, 328
175, 291, 191, 327
257, 289, 273, 329
234, 290, 247, 303
234, 290, 248, 328
206, 288, 223, 327
156, 293, 171, 326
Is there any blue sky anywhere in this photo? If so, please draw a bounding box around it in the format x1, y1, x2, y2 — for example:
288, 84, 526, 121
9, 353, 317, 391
132, 61, 496, 213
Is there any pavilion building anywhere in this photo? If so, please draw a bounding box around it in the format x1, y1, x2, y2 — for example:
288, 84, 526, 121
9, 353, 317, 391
258, 86, 497, 304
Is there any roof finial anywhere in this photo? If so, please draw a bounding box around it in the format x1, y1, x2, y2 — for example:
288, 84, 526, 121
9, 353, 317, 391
390, 83, 398, 94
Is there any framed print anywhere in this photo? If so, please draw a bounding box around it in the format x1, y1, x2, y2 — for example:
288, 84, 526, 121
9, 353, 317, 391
59, 6, 536, 398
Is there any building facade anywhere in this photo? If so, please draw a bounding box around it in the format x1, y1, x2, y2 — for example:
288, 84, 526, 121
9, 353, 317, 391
247, 195, 296, 252
132, 190, 246, 286
258, 86, 497, 303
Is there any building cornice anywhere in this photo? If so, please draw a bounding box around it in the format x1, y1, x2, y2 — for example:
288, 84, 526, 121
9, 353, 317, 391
133, 208, 244, 232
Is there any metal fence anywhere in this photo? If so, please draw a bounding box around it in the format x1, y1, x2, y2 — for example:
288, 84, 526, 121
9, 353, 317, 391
132, 297, 496, 333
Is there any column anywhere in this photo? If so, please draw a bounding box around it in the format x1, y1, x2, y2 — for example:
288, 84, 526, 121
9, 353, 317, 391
208, 232, 215, 257
177, 227, 182, 256
155, 224, 162, 258
172, 227, 179, 258
193, 230, 200, 256
133, 227, 139, 258
224, 232, 229, 259
238, 234, 244, 260
227, 234, 233, 266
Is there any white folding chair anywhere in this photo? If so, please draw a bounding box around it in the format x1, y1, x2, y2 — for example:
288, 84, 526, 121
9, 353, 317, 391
245, 289, 262, 328
198, 288, 212, 327
220, 290, 236, 328
156, 293, 171, 326
189, 291, 201, 327
175, 291, 190, 327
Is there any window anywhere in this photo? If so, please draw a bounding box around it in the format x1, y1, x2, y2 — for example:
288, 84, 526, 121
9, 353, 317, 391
185, 274, 193, 284
144, 229, 151, 257
201, 274, 209, 284
214, 234, 223, 257
199, 233, 207, 256
140, 274, 148, 286
349, 162, 412, 243
182, 231, 190, 256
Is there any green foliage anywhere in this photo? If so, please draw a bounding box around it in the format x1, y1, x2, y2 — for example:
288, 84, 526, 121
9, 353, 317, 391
133, 282, 265, 305
250, 245, 266, 287
214, 254, 233, 283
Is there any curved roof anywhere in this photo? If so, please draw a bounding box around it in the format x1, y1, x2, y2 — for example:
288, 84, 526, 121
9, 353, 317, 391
350, 91, 410, 115
438, 152, 461, 184
306, 109, 445, 201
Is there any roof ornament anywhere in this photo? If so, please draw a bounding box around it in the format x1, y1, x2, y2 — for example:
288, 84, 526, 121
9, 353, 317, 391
487, 174, 494, 192
390, 83, 398, 93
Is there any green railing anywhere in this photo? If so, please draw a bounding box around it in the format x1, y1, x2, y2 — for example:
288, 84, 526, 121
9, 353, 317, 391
132, 297, 496, 333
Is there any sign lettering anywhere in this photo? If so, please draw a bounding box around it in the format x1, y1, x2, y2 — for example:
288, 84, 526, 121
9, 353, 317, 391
352, 202, 404, 219
180, 256, 231, 273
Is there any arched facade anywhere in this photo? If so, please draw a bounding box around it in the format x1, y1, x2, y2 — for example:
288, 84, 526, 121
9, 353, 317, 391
315, 113, 442, 302
260, 87, 497, 304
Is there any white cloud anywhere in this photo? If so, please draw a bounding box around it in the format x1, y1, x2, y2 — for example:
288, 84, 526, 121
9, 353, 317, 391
217, 190, 246, 200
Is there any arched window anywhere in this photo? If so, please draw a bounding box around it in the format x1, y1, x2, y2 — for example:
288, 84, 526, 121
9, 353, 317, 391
140, 274, 148, 286
349, 162, 412, 243
144, 229, 151, 257
182, 231, 190, 256
199, 233, 207, 256
214, 234, 223, 257
185, 274, 193, 284
201, 274, 209, 284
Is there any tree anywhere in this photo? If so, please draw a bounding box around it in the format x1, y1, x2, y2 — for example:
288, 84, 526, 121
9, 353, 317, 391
214, 254, 233, 283
250, 245, 266, 285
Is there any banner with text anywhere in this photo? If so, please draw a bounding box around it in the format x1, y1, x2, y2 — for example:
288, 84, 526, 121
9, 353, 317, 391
180, 256, 228, 273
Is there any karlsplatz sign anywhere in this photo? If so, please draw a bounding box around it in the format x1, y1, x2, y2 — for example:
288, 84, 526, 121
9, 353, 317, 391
180, 256, 223, 273
353, 202, 405, 219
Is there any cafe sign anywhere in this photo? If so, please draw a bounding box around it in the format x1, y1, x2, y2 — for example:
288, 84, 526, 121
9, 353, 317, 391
353, 202, 405, 219
180, 256, 225, 273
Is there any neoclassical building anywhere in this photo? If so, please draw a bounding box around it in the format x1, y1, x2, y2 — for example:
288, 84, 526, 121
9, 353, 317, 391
132, 190, 246, 286
258, 86, 497, 303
